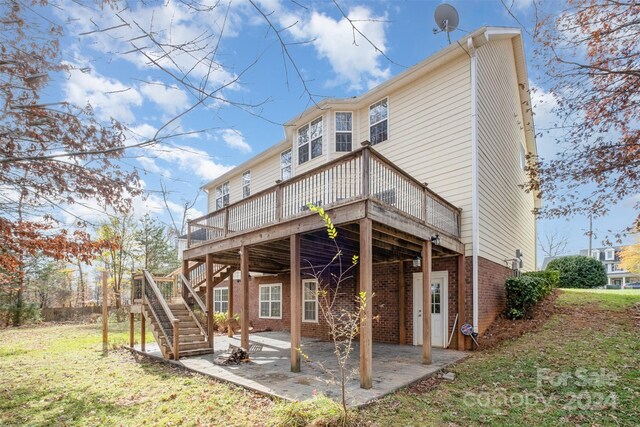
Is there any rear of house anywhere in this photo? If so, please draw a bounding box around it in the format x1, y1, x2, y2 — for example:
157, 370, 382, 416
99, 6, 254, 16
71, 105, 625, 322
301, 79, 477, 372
137, 26, 538, 389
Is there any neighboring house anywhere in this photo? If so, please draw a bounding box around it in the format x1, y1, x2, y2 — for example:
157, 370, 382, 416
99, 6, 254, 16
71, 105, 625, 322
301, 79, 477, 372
579, 247, 640, 288
137, 26, 538, 389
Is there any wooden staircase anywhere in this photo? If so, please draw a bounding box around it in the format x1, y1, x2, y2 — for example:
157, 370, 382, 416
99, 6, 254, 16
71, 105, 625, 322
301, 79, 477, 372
139, 270, 213, 360
142, 300, 213, 359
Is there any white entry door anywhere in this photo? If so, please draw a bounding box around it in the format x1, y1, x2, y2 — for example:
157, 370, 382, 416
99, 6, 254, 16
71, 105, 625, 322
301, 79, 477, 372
413, 271, 448, 347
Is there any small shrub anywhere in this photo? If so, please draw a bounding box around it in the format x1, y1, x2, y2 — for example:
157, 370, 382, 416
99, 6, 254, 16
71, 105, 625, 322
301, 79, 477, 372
0, 301, 41, 326
546, 256, 607, 289
212, 311, 240, 333
522, 270, 560, 289
505, 275, 552, 319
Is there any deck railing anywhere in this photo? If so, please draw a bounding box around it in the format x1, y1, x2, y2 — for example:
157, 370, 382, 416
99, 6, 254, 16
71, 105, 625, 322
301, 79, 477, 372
188, 144, 461, 248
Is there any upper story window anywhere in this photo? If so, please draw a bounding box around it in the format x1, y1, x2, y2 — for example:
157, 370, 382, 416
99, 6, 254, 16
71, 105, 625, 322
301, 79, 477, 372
242, 170, 251, 198
519, 144, 526, 171
298, 117, 323, 164
335, 112, 353, 152
369, 98, 388, 145
591, 250, 600, 259
605, 249, 615, 261
215, 181, 229, 210
281, 149, 292, 180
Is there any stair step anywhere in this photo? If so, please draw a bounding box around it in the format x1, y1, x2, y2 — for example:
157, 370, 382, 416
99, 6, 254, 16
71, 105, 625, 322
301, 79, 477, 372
159, 336, 207, 346
178, 341, 213, 351
179, 348, 214, 357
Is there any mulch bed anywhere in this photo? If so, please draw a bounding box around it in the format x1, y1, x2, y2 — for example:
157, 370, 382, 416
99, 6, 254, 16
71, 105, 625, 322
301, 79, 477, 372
477, 289, 560, 351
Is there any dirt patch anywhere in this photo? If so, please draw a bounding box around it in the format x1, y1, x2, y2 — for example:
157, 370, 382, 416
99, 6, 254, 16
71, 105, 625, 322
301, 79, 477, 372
631, 303, 640, 328
477, 289, 560, 351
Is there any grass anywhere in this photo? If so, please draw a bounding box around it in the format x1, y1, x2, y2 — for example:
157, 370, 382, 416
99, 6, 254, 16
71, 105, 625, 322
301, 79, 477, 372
0, 321, 276, 426
358, 289, 640, 426
1, 289, 638, 426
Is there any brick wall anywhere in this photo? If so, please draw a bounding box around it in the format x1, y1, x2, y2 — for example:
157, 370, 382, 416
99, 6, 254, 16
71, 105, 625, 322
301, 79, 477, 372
215, 257, 466, 349
210, 254, 509, 350
476, 256, 510, 334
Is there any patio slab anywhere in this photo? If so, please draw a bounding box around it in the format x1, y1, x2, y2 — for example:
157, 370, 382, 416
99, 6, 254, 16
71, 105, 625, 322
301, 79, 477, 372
132, 331, 467, 407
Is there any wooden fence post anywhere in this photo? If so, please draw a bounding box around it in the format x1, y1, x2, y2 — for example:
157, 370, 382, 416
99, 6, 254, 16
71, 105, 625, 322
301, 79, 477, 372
102, 271, 108, 354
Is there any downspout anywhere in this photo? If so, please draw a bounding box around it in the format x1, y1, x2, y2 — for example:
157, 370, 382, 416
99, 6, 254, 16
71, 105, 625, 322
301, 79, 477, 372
468, 36, 480, 335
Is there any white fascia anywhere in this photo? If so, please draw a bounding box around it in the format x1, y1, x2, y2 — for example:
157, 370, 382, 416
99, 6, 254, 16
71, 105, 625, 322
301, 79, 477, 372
468, 36, 480, 334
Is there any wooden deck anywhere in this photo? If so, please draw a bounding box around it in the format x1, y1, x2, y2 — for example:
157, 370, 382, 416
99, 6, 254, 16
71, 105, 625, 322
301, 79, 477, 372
184, 144, 463, 263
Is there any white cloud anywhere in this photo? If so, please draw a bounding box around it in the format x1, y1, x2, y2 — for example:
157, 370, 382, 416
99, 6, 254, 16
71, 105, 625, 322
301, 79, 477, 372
137, 156, 171, 177
64, 67, 143, 122
140, 81, 189, 115
219, 129, 252, 153
60, 2, 239, 87
276, 4, 391, 91
253, 0, 390, 90
148, 144, 234, 181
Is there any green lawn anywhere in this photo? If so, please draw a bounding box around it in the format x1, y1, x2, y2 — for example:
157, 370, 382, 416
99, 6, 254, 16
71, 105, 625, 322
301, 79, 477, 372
358, 289, 640, 426
1, 289, 639, 426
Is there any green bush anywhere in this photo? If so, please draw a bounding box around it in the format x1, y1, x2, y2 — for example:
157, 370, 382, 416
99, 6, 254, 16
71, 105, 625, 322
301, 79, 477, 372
522, 270, 560, 289
212, 311, 240, 333
546, 256, 607, 289
505, 275, 552, 319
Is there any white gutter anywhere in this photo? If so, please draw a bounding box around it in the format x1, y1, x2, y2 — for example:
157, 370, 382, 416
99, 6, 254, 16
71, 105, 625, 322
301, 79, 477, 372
468, 36, 480, 334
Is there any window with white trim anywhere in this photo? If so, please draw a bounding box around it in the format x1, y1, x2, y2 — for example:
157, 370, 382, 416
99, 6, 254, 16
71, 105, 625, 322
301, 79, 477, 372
215, 181, 229, 210
591, 250, 600, 259
259, 284, 282, 319
242, 170, 251, 198
214, 287, 228, 313
605, 249, 615, 261
369, 98, 388, 145
298, 117, 323, 164
302, 280, 318, 322
335, 112, 353, 152
519, 144, 526, 171
281, 149, 292, 180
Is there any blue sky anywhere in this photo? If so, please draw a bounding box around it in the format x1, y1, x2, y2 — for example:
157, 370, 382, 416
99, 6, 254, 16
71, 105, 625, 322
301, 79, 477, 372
42, 0, 637, 266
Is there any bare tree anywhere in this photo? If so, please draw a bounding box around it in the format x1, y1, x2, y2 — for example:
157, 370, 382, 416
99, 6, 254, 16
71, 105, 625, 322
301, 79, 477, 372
539, 231, 569, 258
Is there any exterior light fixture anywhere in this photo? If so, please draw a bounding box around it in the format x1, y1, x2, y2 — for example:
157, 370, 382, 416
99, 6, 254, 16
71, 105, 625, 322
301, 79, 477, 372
413, 256, 421, 268
430, 234, 441, 246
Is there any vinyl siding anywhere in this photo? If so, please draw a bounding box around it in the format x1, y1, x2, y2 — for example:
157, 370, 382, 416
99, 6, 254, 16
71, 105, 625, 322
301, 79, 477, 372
360, 54, 473, 254
206, 54, 474, 251
476, 39, 536, 270
207, 151, 281, 213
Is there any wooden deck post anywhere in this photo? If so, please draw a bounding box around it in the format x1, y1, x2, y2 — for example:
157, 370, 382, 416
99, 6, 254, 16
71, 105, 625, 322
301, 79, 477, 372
422, 240, 432, 364
228, 268, 235, 338
206, 254, 214, 350
359, 218, 373, 389
290, 234, 301, 373
173, 319, 180, 360
141, 312, 146, 352
240, 246, 250, 350
457, 254, 467, 351
361, 147, 371, 197
129, 312, 134, 348
182, 260, 189, 300
398, 261, 406, 345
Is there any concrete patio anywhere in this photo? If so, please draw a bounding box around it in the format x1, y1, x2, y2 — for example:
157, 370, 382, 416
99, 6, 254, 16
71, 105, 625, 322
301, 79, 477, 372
131, 331, 467, 407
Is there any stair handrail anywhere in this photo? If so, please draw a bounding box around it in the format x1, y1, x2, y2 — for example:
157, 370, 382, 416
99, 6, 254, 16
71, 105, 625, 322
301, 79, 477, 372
143, 269, 180, 358
179, 273, 208, 339
143, 269, 178, 324
179, 273, 207, 314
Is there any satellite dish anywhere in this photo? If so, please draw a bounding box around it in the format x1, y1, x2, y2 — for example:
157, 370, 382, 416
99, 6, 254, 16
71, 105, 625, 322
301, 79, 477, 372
434, 3, 459, 44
